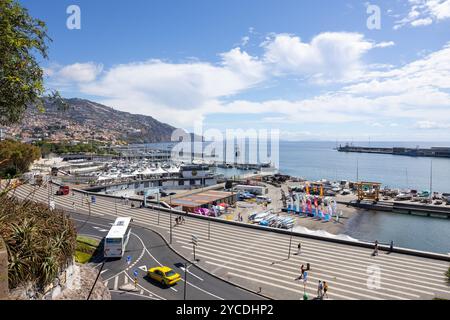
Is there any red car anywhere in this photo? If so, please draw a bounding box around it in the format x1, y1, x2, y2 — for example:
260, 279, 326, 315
56, 186, 70, 196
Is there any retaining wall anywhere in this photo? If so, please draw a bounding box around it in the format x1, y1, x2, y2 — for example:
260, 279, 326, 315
0, 237, 8, 300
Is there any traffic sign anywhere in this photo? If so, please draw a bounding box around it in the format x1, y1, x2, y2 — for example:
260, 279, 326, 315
192, 235, 198, 246
126, 255, 131, 265
133, 269, 139, 277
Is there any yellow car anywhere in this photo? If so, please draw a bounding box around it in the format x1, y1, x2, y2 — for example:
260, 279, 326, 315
147, 266, 181, 286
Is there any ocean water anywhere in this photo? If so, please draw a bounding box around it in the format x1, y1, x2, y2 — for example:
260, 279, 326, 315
280, 141, 450, 193
344, 209, 450, 254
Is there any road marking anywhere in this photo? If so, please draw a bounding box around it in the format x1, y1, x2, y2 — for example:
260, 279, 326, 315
101, 269, 108, 275
114, 276, 119, 290
180, 267, 204, 281
131, 231, 224, 300
109, 290, 159, 300
139, 265, 148, 272
123, 272, 167, 300
204, 260, 401, 300
124, 275, 128, 284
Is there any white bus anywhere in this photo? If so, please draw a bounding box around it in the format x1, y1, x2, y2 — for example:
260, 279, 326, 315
104, 217, 132, 258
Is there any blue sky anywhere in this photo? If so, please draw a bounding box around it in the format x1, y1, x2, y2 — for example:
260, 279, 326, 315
21, 0, 450, 141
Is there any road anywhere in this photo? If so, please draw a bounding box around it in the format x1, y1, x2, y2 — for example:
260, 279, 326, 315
11, 183, 450, 300
69, 212, 262, 300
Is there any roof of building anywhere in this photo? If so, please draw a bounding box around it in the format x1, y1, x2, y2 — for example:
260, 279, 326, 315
170, 190, 235, 208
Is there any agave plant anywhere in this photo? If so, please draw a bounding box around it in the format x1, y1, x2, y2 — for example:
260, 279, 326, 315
0, 186, 77, 291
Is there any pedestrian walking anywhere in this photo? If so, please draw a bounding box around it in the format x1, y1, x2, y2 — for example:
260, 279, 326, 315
317, 280, 323, 299
323, 281, 329, 299
373, 240, 379, 256
296, 242, 302, 255
389, 240, 394, 254
298, 264, 305, 280
302, 270, 308, 291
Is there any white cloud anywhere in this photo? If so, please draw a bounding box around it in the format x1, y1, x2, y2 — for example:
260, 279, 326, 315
344, 44, 450, 95
394, 0, 450, 29
45, 31, 450, 139
241, 36, 250, 46
373, 41, 396, 48
410, 17, 433, 26
262, 32, 376, 82
415, 121, 450, 129
46, 62, 103, 85
69, 49, 266, 126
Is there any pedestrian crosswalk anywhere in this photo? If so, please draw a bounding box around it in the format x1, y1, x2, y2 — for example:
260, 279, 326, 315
11, 184, 450, 300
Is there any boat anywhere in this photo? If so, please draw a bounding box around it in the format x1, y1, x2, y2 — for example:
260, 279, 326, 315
395, 194, 412, 201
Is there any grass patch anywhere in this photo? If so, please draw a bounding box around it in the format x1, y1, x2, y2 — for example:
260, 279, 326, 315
75, 251, 92, 264
75, 236, 100, 264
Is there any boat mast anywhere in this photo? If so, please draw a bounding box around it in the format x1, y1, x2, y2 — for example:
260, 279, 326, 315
430, 159, 433, 199
356, 159, 359, 182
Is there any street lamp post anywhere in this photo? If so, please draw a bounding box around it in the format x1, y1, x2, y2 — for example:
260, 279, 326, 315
183, 262, 190, 300
169, 195, 173, 244
288, 224, 294, 260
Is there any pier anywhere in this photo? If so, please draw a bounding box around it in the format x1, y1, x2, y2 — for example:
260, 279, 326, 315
337, 144, 450, 158
344, 200, 450, 219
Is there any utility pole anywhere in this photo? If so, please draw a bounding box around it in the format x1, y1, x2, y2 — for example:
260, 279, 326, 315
183, 262, 189, 300
169, 195, 173, 244
87, 261, 105, 300
287, 224, 294, 260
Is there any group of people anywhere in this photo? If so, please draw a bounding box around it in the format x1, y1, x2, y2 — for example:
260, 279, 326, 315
293, 243, 330, 300
175, 216, 185, 225
317, 280, 329, 300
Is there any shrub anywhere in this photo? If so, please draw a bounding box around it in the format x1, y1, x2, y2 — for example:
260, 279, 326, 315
0, 191, 76, 290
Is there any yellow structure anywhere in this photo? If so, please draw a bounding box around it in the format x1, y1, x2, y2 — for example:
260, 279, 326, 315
356, 182, 381, 203
307, 182, 324, 197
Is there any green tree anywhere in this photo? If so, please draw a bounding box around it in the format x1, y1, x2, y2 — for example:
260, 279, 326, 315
0, 0, 50, 125
0, 140, 41, 177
